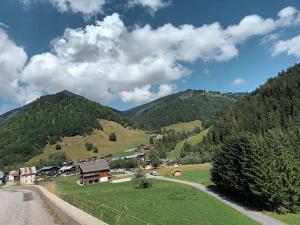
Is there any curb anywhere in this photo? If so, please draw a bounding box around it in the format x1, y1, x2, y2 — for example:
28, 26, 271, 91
24, 185, 108, 225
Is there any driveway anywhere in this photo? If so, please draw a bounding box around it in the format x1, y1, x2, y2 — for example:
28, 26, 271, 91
149, 175, 286, 225
0, 188, 59, 225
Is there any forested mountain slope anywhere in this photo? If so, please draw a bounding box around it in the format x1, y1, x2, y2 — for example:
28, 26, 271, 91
124, 90, 245, 130
0, 91, 131, 168
208, 64, 300, 213
208, 64, 300, 142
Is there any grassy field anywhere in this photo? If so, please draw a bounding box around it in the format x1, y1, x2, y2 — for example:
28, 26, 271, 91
161, 120, 202, 132
265, 212, 300, 225
53, 176, 258, 225
27, 120, 149, 165
153, 163, 213, 185
168, 128, 210, 160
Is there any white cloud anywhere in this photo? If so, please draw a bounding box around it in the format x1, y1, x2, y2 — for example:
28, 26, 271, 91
0, 22, 9, 29
272, 34, 300, 57
48, 0, 106, 18
129, 0, 170, 13
119, 84, 174, 104
232, 78, 245, 86
1, 6, 300, 107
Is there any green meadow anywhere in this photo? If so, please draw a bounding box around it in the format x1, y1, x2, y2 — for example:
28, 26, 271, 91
54, 176, 258, 225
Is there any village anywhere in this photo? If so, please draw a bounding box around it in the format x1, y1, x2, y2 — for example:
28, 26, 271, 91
0, 134, 183, 187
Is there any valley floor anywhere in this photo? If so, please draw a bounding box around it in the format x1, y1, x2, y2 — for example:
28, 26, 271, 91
51, 175, 258, 225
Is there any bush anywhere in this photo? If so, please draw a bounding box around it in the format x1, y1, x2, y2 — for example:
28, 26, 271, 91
48, 152, 69, 166
85, 143, 94, 151
93, 147, 98, 153
133, 168, 152, 188
109, 132, 117, 142
49, 136, 58, 145
55, 144, 61, 150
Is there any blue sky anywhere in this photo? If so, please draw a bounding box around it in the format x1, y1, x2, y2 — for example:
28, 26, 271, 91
0, 0, 300, 112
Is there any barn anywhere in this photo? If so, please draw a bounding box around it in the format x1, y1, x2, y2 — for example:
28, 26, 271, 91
79, 159, 110, 185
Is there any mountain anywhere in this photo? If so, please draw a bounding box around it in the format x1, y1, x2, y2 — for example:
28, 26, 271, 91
208, 63, 300, 141
0, 90, 131, 169
208, 64, 300, 212
124, 90, 245, 130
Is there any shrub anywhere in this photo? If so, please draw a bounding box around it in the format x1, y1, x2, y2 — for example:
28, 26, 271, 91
133, 168, 152, 188
55, 144, 61, 150
93, 147, 98, 153
109, 132, 117, 142
85, 143, 94, 151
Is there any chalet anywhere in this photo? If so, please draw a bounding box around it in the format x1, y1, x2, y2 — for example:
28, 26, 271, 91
153, 134, 163, 146
8, 170, 19, 182
59, 165, 77, 176
0, 171, 5, 184
173, 169, 182, 177
79, 159, 110, 185
38, 166, 60, 177
20, 167, 36, 185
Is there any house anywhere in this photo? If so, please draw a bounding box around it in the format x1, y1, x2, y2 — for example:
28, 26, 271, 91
79, 159, 110, 185
20, 167, 36, 185
38, 166, 60, 177
153, 134, 163, 146
0, 171, 5, 184
144, 160, 153, 170
8, 170, 19, 182
59, 165, 77, 176
173, 169, 182, 176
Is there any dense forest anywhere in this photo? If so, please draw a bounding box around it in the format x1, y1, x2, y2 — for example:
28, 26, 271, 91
0, 91, 131, 169
124, 90, 245, 130
208, 64, 300, 212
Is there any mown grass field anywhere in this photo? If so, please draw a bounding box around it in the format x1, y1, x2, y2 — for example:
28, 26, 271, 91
53, 176, 258, 225
161, 120, 202, 132
168, 128, 210, 160
265, 212, 300, 225
27, 120, 149, 165
153, 163, 213, 185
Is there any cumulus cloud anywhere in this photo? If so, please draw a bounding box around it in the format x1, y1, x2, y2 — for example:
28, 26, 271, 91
272, 34, 300, 57
232, 78, 245, 86
1, 6, 300, 107
119, 84, 174, 104
48, 0, 106, 18
128, 0, 170, 13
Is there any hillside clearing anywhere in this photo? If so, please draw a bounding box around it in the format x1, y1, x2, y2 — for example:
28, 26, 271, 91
53, 176, 258, 225
168, 128, 210, 160
152, 163, 212, 185
27, 120, 149, 165
161, 120, 202, 132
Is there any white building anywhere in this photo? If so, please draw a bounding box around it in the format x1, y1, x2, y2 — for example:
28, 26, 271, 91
20, 167, 36, 185
8, 170, 19, 182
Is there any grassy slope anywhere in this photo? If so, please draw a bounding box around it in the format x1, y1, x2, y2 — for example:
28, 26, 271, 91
27, 119, 149, 164
168, 128, 210, 160
54, 176, 258, 225
153, 163, 212, 185
161, 120, 202, 132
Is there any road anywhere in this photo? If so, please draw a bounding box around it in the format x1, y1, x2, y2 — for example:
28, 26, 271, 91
0, 188, 59, 225
150, 175, 286, 225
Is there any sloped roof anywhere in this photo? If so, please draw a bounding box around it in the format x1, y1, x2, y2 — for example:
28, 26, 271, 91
59, 165, 75, 171
20, 167, 36, 176
79, 159, 109, 173
9, 170, 19, 176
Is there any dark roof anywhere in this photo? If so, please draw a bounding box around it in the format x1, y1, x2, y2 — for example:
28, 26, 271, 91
79, 159, 109, 173
38, 166, 59, 172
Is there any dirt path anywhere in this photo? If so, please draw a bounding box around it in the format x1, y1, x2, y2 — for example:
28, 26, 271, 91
150, 175, 286, 225
0, 188, 59, 225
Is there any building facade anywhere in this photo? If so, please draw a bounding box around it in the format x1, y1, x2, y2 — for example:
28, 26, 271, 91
20, 167, 36, 185
79, 159, 110, 185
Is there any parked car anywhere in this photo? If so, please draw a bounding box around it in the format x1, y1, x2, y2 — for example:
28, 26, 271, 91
150, 171, 158, 176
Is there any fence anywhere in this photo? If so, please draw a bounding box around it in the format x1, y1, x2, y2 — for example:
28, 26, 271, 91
60, 193, 153, 225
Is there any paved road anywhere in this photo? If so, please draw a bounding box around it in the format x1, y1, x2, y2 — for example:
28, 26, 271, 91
0, 188, 59, 225
150, 175, 286, 225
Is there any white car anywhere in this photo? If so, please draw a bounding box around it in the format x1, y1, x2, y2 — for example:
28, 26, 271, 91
150, 171, 158, 176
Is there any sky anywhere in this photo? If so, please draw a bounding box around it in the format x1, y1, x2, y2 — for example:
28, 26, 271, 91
0, 0, 300, 113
